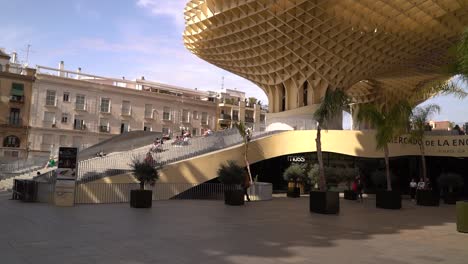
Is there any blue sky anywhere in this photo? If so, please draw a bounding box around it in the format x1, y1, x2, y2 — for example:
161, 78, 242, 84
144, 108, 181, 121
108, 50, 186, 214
1, 0, 467, 125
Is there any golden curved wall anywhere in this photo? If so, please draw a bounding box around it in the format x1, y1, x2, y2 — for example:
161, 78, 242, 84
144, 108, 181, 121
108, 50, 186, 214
93, 130, 468, 185
184, 0, 468, 112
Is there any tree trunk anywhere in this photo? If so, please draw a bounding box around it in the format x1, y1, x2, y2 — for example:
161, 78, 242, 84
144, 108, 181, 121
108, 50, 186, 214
244, 139, 253, 183
383, 144, 392, 191
316, 125, 326, 191
140, 181, 145, 190
420, 144, 427, 185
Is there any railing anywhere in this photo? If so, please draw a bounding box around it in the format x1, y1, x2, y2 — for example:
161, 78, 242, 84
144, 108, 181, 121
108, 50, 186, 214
74, 182, 272, 204
0, 157, 49, 179
75, 128, 283, 182
219, 114, 232, 120
245, 117, 254, 123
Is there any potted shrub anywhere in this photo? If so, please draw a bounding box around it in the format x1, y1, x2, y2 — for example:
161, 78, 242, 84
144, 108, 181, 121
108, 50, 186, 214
457, 200, 468, 233
307, 164, 339, 214
357, 101, 412, 210
129, 155, 160, 208
218, 160, 245, 206
371, 170, 401, 209
342, 167, 358, 200
311, 88, 350, 214
438, 173, 464, 204
283, 163, 306, 198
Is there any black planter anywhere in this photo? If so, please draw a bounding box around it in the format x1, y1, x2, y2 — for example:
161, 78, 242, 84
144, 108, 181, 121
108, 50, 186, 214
224, 190, 245, 206
344, 190, 357, 200
376, 191, 401, 209
130, 190, 153, 208
287, 187, 300, 198
416, 190, 440, 206
443, 192, 459, 205
309, 191, 339, 214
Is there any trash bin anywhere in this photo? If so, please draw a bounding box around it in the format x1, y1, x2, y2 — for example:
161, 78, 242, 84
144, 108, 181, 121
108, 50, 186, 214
22, 180, 38, 202
12, 179, 25, 200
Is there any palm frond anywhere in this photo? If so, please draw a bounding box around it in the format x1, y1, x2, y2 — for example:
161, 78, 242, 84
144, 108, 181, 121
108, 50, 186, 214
409, 104, 440, 141
313, 88, 350, 127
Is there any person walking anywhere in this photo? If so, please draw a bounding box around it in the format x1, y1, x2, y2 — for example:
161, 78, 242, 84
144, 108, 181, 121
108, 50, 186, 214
356, 176, 363, 202
409, 178, 417, 200
242, 173, 251, 202
417, 178, 425, 191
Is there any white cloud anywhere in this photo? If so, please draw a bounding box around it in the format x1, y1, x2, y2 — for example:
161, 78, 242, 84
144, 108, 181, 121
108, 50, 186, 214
136, 0, 187, 27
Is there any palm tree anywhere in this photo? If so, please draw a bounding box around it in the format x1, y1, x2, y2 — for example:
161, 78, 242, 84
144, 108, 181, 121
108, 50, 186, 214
357, 101, 413, 191
235, 121, 253, 183
409, 104, 441, 185
313, 88, 350, 191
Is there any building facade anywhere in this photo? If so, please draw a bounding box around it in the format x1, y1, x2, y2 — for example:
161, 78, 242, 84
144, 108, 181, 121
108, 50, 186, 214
0, 50, 35, 160
213, 89, 267, 131
29, 63, 217, 157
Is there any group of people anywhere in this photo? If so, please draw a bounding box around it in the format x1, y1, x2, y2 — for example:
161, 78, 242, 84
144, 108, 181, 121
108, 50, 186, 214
409, 178, 431, 200
150, 138, 164, 153
172, 131, 191, 146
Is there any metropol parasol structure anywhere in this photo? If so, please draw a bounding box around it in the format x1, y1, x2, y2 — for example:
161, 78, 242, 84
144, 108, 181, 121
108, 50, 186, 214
183, 0, 468, 129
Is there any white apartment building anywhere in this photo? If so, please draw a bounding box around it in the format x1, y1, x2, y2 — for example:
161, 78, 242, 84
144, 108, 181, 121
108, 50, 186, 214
29, 63, 217, 157
213, 89, 267, 131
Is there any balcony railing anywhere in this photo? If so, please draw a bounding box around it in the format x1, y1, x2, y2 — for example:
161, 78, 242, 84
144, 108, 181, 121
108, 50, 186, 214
163, 113, 171, 121
8, 118, 22, 127
99, 126, 110, 133
219, 114, 231, 120
74, 124, 87, 130
245, 117, 254, 123
10, 95, 24, 103
201, 119, 208, 125
232, 116, 239, 121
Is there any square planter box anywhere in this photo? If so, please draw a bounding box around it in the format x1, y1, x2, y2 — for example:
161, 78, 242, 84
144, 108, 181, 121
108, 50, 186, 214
376, 191, 401, 209
416, 190, 440, 206
287, 187, 300, 198
344, 190, 357, 200
309, 191, 339, 214
224, 189, 245, 206
130, 190, 153, 208
456, 201, 468, 233
443, 192, 459, 205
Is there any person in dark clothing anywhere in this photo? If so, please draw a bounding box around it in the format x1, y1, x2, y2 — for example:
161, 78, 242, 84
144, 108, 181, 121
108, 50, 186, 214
242, 173, 251, 202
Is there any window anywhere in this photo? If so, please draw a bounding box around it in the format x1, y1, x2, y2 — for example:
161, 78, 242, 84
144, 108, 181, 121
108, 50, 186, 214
144, 123, 152, 131
43, 111, 56, 123
193, 111, 199, 120
61, 113, 68, 123
232, 110, 239, 121
4, 150, 19, 158
163, 107, 171, 120
41, 134, 53, 150
3, 135, 20, 148
182, 109, 190, 123
74, 116, 85, 130
63, 92, 70, 102
59, 135, 67, 146
99, 118, 110, 133
100, 98, 111, 113
9, 108, 21, 126
75, 94, 86, 110
46, 90, 56, 106
121, 101, 131, 115
192, 128, 197, 136
201, 112, 208, 125
10, 83, 24, 102
162, 127, 169, 135
144, 104, 153, 118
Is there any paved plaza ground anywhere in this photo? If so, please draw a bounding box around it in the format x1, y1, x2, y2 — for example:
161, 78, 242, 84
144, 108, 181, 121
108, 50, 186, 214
0, 193, 467, 264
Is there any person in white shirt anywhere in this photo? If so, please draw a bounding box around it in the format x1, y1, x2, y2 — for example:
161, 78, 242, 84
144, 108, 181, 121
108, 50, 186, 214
417, 178, 425, 190
409, 178, 417, 200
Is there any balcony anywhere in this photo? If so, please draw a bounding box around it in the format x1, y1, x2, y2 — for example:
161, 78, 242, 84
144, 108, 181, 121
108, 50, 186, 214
219, 114, 231, 120
182, 118, 191, 123
245, 117, 254, 123
121, 109, 131, 116
201, 120, 208, 126
232, 116, 239, 121
75, 104, 87, 111
8, 118, 23, 127
99, 126, 110, 133
144, 112, 154, 119
73, 124, 87, 131
10, 95, 24, 104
